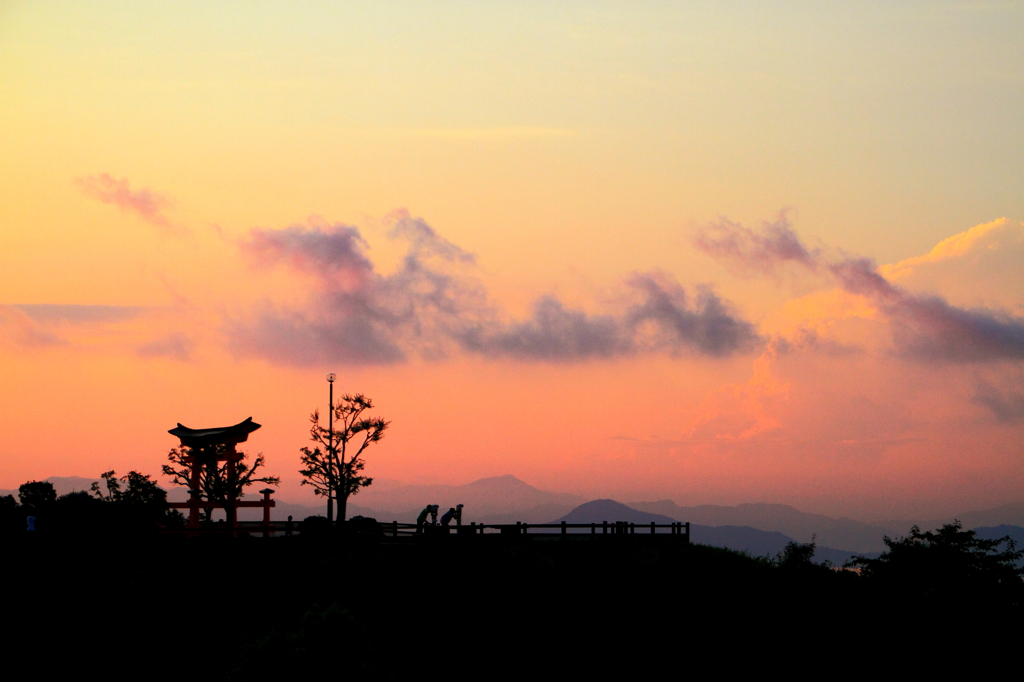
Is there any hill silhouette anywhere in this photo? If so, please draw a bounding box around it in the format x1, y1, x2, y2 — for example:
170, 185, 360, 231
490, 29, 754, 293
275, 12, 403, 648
0, 476, 101, 499
973, 525, 1024, 567
552, 499, 677, 524
888, 504, 1024, 536
554, 499, 876, 564
628, 500, 895, 553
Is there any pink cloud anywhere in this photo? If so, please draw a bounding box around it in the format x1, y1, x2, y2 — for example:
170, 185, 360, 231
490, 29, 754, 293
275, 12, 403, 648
76, 173, 180, 233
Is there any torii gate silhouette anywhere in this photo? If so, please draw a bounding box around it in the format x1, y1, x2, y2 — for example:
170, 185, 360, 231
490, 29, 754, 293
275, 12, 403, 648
167, 417, 276, 537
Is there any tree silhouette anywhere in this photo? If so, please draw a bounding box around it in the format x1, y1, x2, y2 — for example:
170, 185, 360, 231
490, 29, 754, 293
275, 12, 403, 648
163, 446, 279, 523
91, 470, 166, 505
848, 521, 1024, 612
299, 393, 389, 524
90, 469, 183, 531
19, 480, 56, 515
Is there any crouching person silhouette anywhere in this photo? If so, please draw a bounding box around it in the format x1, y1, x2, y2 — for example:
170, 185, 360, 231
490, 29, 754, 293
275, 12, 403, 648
417, 505, 431, 533
417, 505, 440, 533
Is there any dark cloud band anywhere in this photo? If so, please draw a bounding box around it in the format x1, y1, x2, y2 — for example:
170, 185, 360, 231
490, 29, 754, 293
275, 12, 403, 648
231, 215, 760, 365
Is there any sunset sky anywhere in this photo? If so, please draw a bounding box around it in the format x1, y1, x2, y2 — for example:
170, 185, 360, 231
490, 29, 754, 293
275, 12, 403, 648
2, 2, 1023, 521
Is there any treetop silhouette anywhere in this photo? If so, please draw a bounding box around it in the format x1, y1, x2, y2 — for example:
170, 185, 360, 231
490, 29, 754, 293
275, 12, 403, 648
299, 392, 389, 524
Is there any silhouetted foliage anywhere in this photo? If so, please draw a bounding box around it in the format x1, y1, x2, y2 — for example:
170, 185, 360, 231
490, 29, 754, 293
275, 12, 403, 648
19, 480, 56, 514
299, 393, 389, 523
773, 537, 823, 570
92, 469, 167, 505
52, 490, 106, 533
299, 515, 331, 537
345, 515, 384, 539
0, 494, 19, 532
88, 469, 183, 532
163, 445, 279, 523
848, 521, 1024, 612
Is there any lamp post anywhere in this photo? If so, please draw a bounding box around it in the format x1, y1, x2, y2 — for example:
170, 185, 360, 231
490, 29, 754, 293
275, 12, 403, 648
327, 372, 336, 524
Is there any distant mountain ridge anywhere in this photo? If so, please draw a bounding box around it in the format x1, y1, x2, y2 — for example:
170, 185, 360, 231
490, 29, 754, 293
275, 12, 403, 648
628, 500, 897, 553
884, 503, 1024, 538
0, 476, 101, 499
552, 499, 876, 565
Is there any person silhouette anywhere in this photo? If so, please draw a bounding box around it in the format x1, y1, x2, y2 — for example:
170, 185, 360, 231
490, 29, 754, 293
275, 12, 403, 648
417, 505, 432, 533
440, 507, 457, 526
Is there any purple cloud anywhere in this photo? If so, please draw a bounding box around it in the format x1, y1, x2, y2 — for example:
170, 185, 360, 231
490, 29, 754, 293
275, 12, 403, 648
232, 217, 488, 365
231, 215, 760, 365
13, 304, 145, 324
0, 306, 66, 348
694, 216, 1024, 363
457, 274, 759, 361
973, 378, 1024, 423
693, 213, 817, 277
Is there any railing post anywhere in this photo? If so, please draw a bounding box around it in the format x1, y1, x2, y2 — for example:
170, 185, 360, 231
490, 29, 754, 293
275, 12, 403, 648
685, 522, 690, 544
630, 523, 634, 535
561, 521, 566, 536
651, 521, 655, 535
392, 520, 398, 538
603, 520, 608, 535
591, 522, 595, 535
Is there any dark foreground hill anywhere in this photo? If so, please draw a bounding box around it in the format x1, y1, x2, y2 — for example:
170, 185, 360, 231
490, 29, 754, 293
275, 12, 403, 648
2, 533, 1018, 680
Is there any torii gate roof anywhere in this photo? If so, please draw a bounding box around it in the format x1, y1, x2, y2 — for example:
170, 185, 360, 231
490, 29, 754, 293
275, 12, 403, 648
168, 417, 261, 447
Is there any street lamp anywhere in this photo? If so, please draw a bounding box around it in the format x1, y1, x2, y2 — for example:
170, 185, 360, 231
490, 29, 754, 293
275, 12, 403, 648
326, 373, 336, 523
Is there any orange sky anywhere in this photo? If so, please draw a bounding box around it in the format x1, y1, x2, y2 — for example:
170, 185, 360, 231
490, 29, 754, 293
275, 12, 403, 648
2, 3, 1023, 520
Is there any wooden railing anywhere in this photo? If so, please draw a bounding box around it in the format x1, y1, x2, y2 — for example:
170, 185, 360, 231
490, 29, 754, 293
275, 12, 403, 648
380, 520, 690, 541
161, 519, 690, 542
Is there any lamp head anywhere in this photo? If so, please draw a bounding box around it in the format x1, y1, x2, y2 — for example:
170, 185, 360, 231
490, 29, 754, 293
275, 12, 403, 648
326, 373, 336, 383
